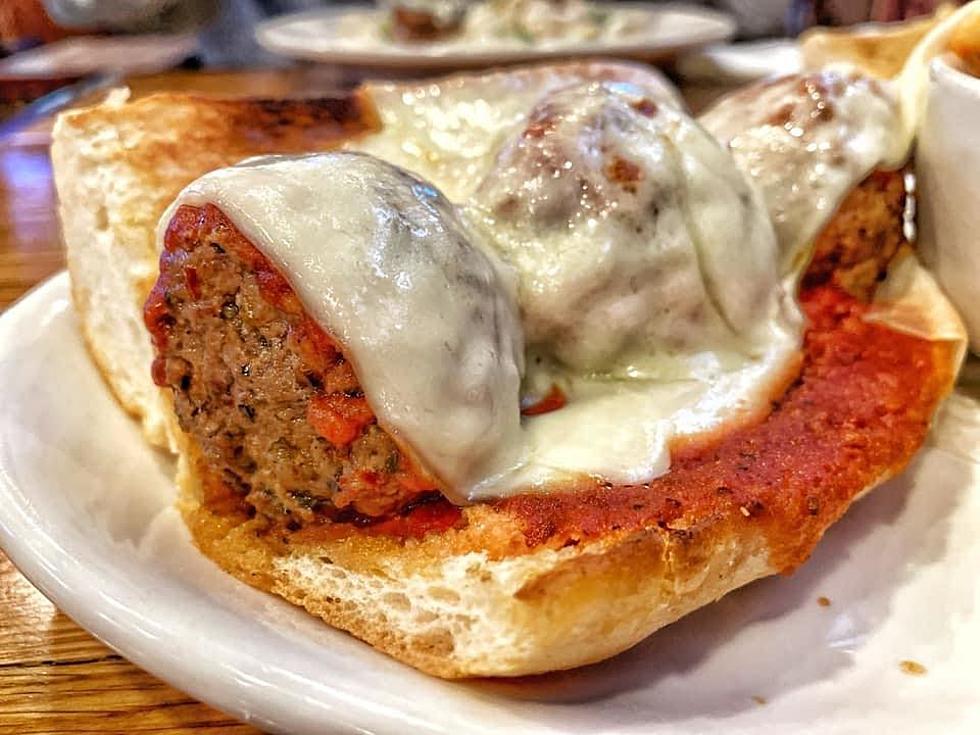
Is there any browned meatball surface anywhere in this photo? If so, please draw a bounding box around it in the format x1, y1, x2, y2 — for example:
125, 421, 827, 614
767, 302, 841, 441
145, 204, 440, 529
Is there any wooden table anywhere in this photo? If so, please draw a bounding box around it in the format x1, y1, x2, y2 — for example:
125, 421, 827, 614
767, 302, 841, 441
0, 68, 368, 735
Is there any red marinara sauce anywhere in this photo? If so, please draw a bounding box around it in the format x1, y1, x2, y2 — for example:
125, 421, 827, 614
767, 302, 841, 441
146, 206, 953, 557
494, 285, 953, 569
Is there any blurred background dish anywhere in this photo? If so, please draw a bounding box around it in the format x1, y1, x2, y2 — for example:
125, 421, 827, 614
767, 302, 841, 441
676, 37, 802, 82
673, 37, 801, 109
0, 1, 963, 83
0, 33, 198, 78
255, 2, 736, 69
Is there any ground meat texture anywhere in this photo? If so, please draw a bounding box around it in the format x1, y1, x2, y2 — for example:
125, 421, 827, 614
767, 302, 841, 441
145, 204, 437, 526
803, 170, 909, 299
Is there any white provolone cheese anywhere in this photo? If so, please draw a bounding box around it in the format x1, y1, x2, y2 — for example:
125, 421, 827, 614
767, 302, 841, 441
461, 80, 801, 495
355, 64, 682, 203
470, 81, 785, 371
160, 65, 915, 503
159, 153, 526, 501
700, 71, 906, 276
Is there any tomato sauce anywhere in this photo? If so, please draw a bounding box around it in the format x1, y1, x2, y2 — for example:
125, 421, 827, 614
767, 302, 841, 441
290, 281, 952, 556
147, 204, 442, 529
495, 285, 953, 569
148, 206, 954, 559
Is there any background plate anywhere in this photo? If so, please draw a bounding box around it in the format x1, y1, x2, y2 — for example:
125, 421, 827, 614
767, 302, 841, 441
1, 273, 979, 734
255, 3, 735, 69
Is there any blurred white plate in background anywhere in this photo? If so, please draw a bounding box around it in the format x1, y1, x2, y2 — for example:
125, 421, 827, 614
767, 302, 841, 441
0, 34, 197, 78
676, 38, 802, 83
256, 3, 735, 69
1, 273, 979, 734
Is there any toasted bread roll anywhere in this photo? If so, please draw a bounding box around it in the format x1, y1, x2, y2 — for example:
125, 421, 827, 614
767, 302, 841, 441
169, 214, 960, 677
54, 63, 966, 677
800, 5, 956, 78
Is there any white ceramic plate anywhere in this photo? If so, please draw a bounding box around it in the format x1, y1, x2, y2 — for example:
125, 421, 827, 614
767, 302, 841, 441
255, 3, 735, 69
0, 34, 198, 78
2, 272, 980, 734
674, 39, 802, 84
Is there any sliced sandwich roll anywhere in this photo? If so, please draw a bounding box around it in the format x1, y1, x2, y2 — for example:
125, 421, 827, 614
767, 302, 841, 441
51, 61, 966, 677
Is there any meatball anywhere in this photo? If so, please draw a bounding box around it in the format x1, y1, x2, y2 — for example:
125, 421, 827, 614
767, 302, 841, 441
471, 80, 784, 373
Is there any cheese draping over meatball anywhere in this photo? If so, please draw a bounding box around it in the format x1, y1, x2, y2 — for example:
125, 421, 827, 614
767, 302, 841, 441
160, 71, 858, 501
470, 81, 783, 373
700, 71, 906, 275
159, 153, 526, 499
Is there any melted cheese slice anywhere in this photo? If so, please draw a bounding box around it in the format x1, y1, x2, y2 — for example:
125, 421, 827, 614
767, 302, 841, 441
164, 65, 927, 503
354, 64, 683, 203
700, 71, 906, 276
349, 72, 802, 498
469, 81, 784, 371
161, 154, 527, 500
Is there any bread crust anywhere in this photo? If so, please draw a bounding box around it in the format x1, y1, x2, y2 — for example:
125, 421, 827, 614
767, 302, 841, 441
181, 445, 775, 677
800, 6, 955, 78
